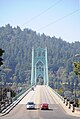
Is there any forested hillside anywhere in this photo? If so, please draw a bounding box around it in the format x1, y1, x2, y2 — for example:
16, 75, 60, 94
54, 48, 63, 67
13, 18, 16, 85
0, 24, 80, 87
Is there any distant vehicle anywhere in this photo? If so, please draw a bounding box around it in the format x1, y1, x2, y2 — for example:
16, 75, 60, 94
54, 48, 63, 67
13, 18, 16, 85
40, 103, 49, 110
26, 102, 35, 109
31, 87, 34, 91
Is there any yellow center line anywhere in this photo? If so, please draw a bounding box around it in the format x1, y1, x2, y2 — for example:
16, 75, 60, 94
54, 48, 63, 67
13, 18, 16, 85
36, 86, 43, 119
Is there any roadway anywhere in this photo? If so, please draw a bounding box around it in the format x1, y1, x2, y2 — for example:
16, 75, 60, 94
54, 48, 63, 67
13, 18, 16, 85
0, 85, 80, 119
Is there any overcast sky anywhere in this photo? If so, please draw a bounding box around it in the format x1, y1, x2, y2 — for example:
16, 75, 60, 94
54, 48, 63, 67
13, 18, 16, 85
0, 0, 80, 43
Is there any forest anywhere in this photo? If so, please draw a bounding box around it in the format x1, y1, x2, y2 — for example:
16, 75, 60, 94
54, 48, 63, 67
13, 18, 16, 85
0, 24, 80, 93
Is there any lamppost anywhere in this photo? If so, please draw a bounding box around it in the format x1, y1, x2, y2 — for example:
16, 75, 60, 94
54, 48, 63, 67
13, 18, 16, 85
74, 81, 76, 106
75, 54, 80, 57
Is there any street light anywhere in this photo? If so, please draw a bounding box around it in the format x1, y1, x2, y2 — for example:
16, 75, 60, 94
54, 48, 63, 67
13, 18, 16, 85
75, 54, 80, 57
75, 54, 80, 63
74, 82, 76, 105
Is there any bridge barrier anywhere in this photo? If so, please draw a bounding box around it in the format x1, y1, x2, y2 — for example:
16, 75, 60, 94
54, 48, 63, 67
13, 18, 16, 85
12, 85, 31, 102
0, 86, 32, 115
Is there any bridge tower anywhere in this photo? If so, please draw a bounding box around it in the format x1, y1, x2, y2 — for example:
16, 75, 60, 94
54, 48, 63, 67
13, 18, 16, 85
31, 47, 49, 86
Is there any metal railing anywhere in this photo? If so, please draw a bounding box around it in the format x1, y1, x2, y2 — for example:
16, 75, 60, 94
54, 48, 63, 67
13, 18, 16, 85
0, 99, 12, 113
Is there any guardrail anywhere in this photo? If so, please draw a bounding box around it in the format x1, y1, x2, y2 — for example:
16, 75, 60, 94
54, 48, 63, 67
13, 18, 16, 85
63, 97, 80, 112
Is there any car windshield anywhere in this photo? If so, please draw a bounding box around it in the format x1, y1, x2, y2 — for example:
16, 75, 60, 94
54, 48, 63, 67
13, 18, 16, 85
42, 103, 48, 105
27, 102, 34, 105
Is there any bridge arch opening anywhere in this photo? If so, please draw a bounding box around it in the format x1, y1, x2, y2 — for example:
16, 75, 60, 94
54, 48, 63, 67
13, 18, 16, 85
37, 75, 44, 85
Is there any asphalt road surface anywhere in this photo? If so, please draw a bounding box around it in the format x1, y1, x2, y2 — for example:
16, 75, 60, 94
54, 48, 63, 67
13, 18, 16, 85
0, 85, 80, 119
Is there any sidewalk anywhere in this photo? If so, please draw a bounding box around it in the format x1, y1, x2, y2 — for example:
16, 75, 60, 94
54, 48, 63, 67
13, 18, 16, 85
48, 87, 80, 117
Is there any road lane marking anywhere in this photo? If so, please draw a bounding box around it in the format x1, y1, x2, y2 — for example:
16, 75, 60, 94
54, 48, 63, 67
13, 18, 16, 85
36, 86, 43, 119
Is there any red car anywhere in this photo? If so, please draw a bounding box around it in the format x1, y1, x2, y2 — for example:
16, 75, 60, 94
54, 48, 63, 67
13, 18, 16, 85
40, 103, 49, 110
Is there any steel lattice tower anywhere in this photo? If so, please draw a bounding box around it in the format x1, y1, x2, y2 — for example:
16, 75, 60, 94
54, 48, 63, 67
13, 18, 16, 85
31, 47, 49, 86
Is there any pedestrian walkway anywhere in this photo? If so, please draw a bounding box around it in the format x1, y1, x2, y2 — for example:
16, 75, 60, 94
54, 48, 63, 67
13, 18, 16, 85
48, 86, 80, 117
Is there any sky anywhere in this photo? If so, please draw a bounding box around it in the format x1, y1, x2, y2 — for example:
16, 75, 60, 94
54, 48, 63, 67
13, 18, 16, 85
0, 0, 80, 43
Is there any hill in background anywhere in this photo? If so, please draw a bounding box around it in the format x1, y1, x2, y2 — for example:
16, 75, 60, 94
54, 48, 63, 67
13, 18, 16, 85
0, 24, 80, 89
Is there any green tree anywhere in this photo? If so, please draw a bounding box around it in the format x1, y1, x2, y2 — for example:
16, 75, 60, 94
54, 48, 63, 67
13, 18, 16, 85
0, 24, 80, 86
74, 62, 80, 78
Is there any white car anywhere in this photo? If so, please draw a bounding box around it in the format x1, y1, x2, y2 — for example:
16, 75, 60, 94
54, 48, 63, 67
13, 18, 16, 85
26, 102, 35, 109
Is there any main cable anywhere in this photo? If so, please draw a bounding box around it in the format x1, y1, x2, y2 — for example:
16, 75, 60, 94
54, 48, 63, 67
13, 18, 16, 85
37, 8, 80, 31
21, 0, 63, 27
